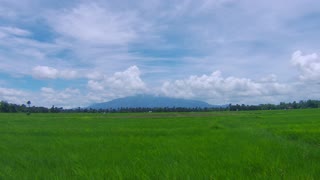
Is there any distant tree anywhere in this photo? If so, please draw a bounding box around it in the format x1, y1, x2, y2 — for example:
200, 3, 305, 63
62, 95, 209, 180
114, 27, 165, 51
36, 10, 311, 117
50, 105, 55, 113
292, 101, 298, 109
27, 101, 31, 115
0, 101, 9, 112
27, 101, 31, 107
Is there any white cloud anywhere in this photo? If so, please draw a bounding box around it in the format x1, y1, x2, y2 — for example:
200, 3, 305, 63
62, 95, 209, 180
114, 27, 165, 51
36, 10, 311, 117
0, 26, 31, 37
40, 87, 55, 94
49, 3, 140, 46
0, 25, 63, 76
87, 80, 104, 91
32, 66, 78, 79
161, 70, 289, 104
0, 86, 85, 108
59, 70, 78, 79
40, 87, 84, 108
87, 66, 147, 101
258, 74, 278, 83
0, 87, 29, 104
86, 71, 104, 80
37, 2, 156, 80
0, 87, 25, 97
110, 66, 146, 90
292, 50, 320, 81
32, 66, 58, 79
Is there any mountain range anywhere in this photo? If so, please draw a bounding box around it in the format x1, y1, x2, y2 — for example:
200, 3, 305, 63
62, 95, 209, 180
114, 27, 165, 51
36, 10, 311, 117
89, 95, 222, 109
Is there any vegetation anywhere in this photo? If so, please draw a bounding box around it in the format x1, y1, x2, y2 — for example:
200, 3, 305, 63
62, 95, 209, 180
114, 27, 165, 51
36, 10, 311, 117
0, 109, 320, 179
1, 99, 320, 113
229, 100, 320, 111
0, 101, 59, 113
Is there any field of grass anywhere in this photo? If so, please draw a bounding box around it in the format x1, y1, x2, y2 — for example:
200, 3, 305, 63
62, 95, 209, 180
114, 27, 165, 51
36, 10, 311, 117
0, 109, 320, 179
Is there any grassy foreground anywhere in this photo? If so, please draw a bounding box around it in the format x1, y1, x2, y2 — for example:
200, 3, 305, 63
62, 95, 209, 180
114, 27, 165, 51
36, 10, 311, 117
0, 109, 320, 179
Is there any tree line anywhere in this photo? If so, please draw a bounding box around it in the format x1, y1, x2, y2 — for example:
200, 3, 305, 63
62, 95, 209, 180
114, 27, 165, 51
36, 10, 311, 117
229, 100, 320, 111
0, 101, 62, 113
0, 99, 319, 113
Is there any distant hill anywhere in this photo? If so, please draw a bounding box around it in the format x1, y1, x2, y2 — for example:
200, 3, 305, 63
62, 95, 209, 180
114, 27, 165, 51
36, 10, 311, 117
88, 95, 220, 109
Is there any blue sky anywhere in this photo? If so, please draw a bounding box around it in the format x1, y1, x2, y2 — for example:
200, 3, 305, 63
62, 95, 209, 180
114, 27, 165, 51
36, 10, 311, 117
1, 0, 320, 108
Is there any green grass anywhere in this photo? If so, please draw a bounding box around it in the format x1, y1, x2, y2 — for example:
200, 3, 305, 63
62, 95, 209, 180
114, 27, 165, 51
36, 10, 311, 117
1, 109, 320, 179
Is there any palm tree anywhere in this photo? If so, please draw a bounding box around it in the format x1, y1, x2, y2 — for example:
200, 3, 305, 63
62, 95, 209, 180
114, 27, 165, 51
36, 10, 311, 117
27, 101, 31, 108
27, 101, 31, 115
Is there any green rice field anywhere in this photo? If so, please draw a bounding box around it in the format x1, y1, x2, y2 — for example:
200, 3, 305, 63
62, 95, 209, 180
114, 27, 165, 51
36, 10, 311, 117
1, 109, 320, 179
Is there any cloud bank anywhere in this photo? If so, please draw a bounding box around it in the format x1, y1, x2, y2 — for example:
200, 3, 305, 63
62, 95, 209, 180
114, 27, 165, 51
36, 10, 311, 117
161, 71, 290, 104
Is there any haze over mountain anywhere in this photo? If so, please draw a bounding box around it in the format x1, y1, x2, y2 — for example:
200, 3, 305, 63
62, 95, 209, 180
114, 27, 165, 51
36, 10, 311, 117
89, 95, 221, 109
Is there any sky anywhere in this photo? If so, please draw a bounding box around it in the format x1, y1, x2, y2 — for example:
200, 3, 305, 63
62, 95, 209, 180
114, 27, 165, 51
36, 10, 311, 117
0, 0, 320, 108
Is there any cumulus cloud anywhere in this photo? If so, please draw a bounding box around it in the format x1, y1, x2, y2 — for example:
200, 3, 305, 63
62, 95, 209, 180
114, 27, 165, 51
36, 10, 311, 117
87, 80, 104, 91
161, 71, 289, 104
292, 51, 320, 81
0, 87, 26, 97
32, 66, 58, 79
40, 87, 84, 108
0, 87, 28, 104
32, 66, 78, 79
110, 66, 146, 90
87, 66, 147, 101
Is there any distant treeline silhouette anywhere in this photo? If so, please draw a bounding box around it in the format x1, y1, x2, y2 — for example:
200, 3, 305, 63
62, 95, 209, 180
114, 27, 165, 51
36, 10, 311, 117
0, 100, 319, 113
228, 100, 320, 111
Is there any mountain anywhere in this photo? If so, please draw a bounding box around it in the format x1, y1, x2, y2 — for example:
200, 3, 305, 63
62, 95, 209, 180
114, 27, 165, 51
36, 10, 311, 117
89, 95, 219, 109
